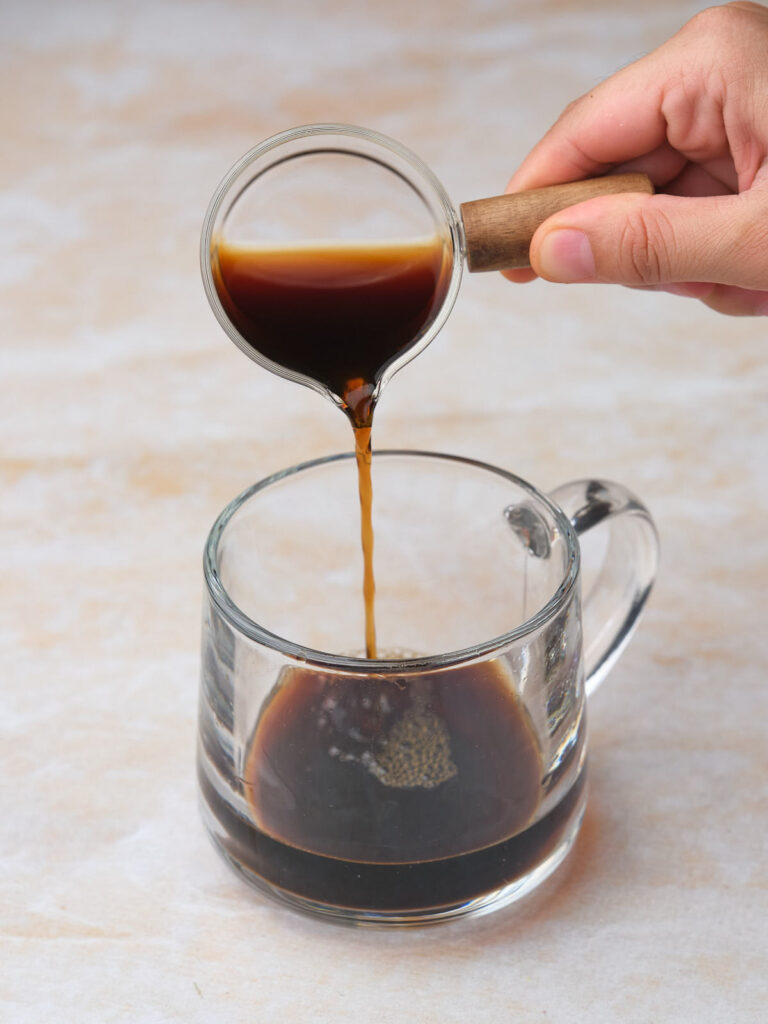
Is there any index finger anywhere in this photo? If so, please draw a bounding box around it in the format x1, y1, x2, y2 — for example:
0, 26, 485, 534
507, 56, 669, 192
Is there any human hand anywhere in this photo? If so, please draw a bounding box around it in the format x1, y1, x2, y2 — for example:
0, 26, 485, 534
504, 2, 768, 316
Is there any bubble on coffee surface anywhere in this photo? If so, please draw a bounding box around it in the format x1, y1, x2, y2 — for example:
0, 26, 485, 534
372, 698, 458, 789
324, 683, 458, 790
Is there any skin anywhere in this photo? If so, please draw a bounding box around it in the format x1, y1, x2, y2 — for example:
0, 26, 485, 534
503, 2, 768, 316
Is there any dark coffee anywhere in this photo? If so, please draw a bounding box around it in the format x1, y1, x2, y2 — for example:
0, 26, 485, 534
198, 659, 584, 913
204, 234, 581, 914
352, 424, 376, 657
212, 238, 451, 428
212, 236, 451, 658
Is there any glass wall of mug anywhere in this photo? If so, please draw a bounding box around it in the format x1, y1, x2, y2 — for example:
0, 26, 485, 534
198, 451, 657, 925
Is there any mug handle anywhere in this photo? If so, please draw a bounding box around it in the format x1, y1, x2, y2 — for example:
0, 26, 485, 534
548, 479, 660, 696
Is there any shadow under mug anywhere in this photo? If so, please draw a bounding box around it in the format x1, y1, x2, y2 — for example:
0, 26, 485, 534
198, 451, 659, 925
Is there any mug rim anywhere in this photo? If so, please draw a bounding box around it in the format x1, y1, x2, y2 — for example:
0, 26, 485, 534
204, 450, 581, 673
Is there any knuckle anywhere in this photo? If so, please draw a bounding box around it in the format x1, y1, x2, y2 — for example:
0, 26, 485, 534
686, 3, 759, 40
618, 206, 676, 284
559, 90, 593, 120
686, 5, 737, 34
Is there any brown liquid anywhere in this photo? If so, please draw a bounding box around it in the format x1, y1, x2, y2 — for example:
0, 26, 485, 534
200, 659, 585, 912
212, 238, 450, 429
353, 425, 376, 657
212, 237, 451, 658
205, 237, 586, 914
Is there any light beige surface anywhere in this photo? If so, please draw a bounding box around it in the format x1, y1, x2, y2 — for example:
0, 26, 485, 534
2, 1, 767, 1021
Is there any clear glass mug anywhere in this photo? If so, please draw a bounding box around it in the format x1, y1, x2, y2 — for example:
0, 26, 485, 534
198, 451, 659, 925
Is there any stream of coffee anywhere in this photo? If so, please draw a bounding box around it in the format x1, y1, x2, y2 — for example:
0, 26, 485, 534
203, 231, 586, 912
212, 236, 452, 656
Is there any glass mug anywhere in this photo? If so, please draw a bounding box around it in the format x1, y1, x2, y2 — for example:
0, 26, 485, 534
198, 451, 658, 925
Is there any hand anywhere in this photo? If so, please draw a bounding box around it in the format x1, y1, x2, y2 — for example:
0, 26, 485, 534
504, 2, 768, 316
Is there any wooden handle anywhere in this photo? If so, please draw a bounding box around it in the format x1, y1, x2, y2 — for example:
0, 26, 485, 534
460, 173, 654, 273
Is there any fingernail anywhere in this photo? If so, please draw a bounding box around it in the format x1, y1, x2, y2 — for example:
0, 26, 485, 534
537, 229, 595, 282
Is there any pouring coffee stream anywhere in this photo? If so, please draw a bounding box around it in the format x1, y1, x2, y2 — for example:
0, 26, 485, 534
202, 126, 653, 658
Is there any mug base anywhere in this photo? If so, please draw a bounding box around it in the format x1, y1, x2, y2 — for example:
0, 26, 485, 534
198, 759, 587, 927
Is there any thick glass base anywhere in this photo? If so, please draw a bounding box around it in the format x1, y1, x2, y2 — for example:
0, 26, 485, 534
198, 761, 587, 927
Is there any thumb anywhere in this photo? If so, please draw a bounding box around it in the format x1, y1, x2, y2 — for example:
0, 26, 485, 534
529, 191, 768, 291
